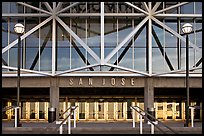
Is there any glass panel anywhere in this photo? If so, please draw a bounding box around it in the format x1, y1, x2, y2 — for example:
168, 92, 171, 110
79, 102, 85, 119
181, 2, 194, 14
2, 18, 8, 48
10, 2, 24, 13
2, 2, 10, 13
134, 48, 146, 72
157, 103, 163, 119
89, 102, 95, 119
195, 2, 202, 14
30, 102, 36, 119
127, 99, 132, 119
40, 21, 52, 71
25, 2, 40, 13
39, 102, 45, 119
166, 103, 173, 119
21, 102, 27, 119
98, 102, 104, 119
117, 102, 123, 119
108, 102, 114, 119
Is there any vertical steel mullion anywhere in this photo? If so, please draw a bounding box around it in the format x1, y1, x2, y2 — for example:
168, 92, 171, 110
101, 2, 104, 65
132, 18, 134, 70
85, 3, 88, 69
52, 18, 56, 75
8, 17, 10, 70
116, 2, 118, 71
23, 5, 26, 69
193, 2, 196, 67
148, 18, 152, 75
163, 19, 166, 72
70, 18, 72, 70
39, 3, 41, 71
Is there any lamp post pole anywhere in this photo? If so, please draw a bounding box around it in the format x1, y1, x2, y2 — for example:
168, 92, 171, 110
14, 23, 24, 127
181, 23, 192, 127
185, 34, 189, 127
17, 33, 21, 127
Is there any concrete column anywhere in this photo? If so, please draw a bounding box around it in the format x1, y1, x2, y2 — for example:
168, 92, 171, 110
50, 77, 59, 120
144, 77, 154, 122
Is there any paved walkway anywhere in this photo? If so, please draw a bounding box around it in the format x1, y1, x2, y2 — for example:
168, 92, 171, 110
2, 120, 202, 128
2, 120, 202, 134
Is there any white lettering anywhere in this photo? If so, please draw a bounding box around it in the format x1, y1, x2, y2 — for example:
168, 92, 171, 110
79, 78, 83, 85
69, 78, 73, 86
102, 78, 106, 85
111, 78, 116, 86
131, 78, 134, 86
121, 78, 125, 86
88, 78, 93, 86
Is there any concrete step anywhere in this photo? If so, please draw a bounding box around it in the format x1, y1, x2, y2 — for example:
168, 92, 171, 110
2, 127, 202, 134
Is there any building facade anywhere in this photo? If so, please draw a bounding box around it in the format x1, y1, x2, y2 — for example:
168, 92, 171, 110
2, 2, 202, 122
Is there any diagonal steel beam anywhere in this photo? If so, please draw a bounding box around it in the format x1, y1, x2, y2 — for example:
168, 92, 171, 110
55, 63, 100, 76
193, 58, 202, 68
152, 27, 175, 71
17, 2, 52, 15
56, 2, 63, 12
104, 16, 149, 64
2, 16, 52, 54
43, 2, 53, 12
124, 2, 149, 15
71, 40, 94, 71
106, 63, 150, 76
56, 16, 100, 63
30, 29, 51, 70
151, 2, 161, 13
141, 2, 149, 12
154, 2, 189, 15
2, 58, 8, 66
151, 16, 202, 55
2, 65, 53, 76
109, 23, 146, 71
56, 2, 81, 15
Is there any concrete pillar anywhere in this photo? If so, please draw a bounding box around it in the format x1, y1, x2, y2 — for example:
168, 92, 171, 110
50, 77, 59, 120
144, 77, 154, 122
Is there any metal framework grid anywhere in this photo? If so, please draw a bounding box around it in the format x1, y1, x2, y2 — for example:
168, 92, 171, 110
2, 2, 202, 77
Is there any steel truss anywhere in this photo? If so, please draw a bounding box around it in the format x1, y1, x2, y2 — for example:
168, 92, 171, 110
2, 2, 202, 77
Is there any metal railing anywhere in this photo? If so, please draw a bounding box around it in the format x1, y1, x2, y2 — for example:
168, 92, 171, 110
41, 105, 78, 134
130, 105, 178, 134
2, 105, 20, 128
189, 106, 201, 127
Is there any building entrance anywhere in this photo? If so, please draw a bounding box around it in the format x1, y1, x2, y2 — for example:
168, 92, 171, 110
2, 100, 202, 121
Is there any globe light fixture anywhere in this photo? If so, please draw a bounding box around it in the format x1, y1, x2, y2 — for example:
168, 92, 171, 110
14, 23, 25, 34
182, 23, 193, 34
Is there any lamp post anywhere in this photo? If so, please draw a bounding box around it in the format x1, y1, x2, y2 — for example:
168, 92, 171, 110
181, 23, 193, 127
14, 23, 25, 127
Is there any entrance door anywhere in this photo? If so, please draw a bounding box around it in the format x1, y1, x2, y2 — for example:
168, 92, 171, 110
166, 103, 174, 119
156, 102, 164, 119
117, 102, 124, 120
97, 102, 105, 120
88, 102, 96, 120
107, 102, 115, 120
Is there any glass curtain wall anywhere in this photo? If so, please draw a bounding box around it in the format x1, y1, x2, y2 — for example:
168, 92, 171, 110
2, 2, 202, 74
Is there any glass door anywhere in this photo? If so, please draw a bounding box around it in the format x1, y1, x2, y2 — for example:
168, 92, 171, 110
30, 102, 36, 120
117, 102, 124, 120
89, 102, 96, 119
107, 102, 115, 120
97, 102, 105, 120
79, 102, 86, 119
166, 103, 174, 119
156, 102, 164, 119
39, 102, 45, 120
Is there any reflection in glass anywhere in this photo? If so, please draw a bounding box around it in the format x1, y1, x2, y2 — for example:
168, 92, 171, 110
89, 102, 95, 119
